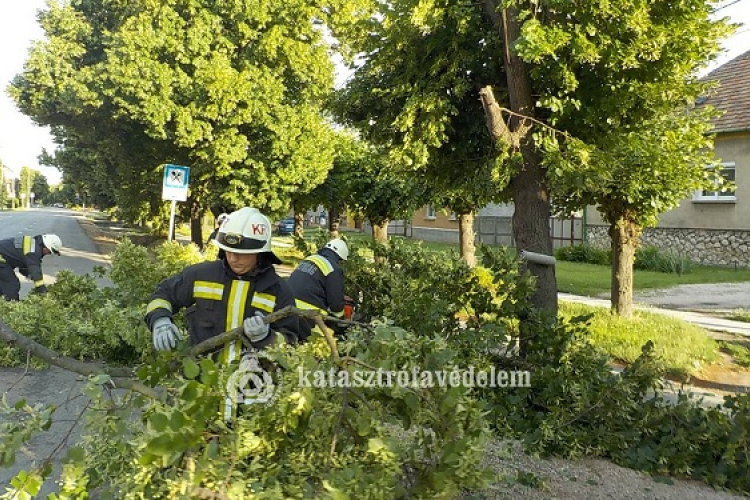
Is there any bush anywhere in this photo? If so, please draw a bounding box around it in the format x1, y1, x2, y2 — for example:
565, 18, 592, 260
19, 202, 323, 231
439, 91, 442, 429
0, 271, 150, 366
555, 243, 611, 265
634, 246, 693, 274
487, 316, 750, 494
344, 240, 535, 346
2, 328, 490, 499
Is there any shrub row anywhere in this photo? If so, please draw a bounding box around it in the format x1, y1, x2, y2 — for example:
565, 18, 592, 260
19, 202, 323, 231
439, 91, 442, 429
555, 243, 693, 274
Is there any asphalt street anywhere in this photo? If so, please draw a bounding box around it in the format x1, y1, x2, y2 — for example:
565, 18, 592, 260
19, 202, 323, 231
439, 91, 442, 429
0, 207, 112, 298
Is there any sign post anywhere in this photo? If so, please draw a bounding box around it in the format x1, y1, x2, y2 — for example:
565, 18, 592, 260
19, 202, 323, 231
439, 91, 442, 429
161, 164, 190, 241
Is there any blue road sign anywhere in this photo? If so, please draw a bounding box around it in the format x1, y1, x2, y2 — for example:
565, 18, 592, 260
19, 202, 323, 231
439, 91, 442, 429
162, 164, 190, 201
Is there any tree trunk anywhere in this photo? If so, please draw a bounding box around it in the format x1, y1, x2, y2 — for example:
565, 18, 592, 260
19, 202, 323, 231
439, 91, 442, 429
610, 218, 642, 317
190, 198, 204, 247
458, 212, 477, 268
355, 217, 364, 232
294, 212, 305, 238
477, 10, 557, 315
329, 206, 340, 239
371, 220, 389, 265
372, 220, 389, 244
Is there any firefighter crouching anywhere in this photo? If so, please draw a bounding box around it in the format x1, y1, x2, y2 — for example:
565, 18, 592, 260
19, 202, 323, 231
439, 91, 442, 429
0, 234, 62, 301
287, 238, 349, 340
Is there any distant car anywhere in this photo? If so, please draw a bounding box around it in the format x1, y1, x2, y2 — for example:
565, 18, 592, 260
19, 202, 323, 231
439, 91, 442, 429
276, 217, 295, 235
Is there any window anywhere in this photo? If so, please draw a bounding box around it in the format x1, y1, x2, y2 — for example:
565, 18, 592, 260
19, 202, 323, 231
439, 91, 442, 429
425, 206, 436, 219
448, 211, 457, 221
694, 162, 736, 202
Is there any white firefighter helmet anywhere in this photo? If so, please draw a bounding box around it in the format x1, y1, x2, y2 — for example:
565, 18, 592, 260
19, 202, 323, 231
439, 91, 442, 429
41, 234, 63, 255
217, 213, 229, 225
214, 207, 281, 263
324, 238, 349, 261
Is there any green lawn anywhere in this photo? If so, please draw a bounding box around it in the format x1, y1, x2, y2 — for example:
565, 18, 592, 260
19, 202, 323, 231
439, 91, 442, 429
304, 230, 750, 295
560, 302, 719, 377
556, 260, 750, 296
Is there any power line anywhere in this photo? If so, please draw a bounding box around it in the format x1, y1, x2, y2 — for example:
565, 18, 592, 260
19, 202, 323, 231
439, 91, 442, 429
713, 0, 744, 12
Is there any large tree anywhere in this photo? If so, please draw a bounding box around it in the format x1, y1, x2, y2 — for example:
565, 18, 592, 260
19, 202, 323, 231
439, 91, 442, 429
334, 0, 730, 320
509, 0, 732, 316
333, 0, 559, 314
9, 0, 350, 242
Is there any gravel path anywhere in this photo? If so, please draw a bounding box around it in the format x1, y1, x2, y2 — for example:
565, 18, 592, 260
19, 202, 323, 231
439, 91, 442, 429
464, 440, 746, 500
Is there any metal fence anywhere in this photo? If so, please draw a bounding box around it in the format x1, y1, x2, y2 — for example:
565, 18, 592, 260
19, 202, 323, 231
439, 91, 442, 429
363, 215, 584, 248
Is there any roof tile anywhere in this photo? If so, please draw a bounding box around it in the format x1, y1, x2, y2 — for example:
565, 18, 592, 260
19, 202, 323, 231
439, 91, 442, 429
701, 49, 750, 133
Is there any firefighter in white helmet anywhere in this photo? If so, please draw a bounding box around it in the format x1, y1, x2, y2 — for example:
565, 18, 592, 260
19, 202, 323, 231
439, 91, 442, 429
203, 212, 230, 251
287, 238, 349, 340
145, 207, 300, 418
146, 206, 300, 349
0, 233, 62, 300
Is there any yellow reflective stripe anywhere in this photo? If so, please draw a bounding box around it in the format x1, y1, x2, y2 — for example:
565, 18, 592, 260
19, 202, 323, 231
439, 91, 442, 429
221, 280, 250, 421
146, 298, 173, 314
295, 298, 327, 315
252, 292, 276, 313
33, 279, 45, 287
330, 309, 345, 318
307, 255, 333, 276
220, 280, 250, 364
226, 280, 250, 331
193, 280, 224, 300
22, 236, 34, 255
0, 255, 5, 263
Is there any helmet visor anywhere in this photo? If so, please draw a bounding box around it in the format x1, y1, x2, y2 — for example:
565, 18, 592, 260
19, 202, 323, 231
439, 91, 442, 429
216, 231, 267, 251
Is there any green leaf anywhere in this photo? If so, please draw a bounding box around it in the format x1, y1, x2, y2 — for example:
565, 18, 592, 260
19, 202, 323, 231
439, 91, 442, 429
182, 357, 200, 379
90, 373, 111, 385
64, 445, 86, 464
149, 412, 169, 432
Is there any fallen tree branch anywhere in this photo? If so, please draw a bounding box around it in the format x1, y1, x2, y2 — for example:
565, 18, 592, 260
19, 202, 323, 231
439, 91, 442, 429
0, 317, 159, 399
0, 306, 356, 398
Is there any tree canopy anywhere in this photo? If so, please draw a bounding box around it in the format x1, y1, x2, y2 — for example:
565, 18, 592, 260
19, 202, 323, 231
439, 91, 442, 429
9, 0, 358, 222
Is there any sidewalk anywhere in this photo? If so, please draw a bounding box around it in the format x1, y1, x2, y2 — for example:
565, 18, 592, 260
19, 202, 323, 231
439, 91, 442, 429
559, 293, 750, 337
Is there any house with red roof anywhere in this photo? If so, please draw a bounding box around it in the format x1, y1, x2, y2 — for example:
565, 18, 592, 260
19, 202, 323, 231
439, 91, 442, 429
585, 49, 750, 267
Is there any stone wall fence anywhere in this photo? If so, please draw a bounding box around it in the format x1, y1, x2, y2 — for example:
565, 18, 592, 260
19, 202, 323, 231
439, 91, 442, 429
586, 225, 750, 268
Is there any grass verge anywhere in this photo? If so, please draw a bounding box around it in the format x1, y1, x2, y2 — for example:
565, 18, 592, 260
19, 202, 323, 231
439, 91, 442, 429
560, 301, 719, 378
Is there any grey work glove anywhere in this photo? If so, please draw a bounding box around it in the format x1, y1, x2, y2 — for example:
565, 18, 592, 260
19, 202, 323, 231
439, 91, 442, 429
243, 311, 270, 343
152, 317, 182, 352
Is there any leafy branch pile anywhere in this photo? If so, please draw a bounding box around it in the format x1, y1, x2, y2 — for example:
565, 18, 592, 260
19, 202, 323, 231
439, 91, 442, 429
2, 239, 750, 497
344, 240, 750, 494
0, 241, 489, 499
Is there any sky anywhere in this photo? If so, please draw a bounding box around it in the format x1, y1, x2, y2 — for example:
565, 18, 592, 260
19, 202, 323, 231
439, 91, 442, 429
1, 1, 749, 187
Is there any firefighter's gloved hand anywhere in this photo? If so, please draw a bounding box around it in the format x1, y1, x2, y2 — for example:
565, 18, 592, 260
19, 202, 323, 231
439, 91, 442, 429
32, 285, 48, 295
243, 311, 270, 343
152, 317, 181, 352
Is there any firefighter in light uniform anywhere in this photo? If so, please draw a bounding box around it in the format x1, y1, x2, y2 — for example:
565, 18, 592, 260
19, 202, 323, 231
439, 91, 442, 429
287, 238, 348, 340
0, 234, 62, 301
144, 208, 300, 416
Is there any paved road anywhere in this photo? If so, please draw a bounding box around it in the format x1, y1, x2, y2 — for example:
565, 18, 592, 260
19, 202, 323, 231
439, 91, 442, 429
0, 208, 113, 496
0, 207, 112, 298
